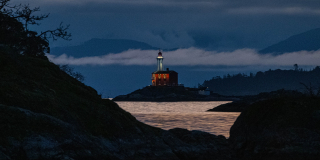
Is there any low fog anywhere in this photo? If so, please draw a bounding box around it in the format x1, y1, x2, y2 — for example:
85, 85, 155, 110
48, 48, 320, 67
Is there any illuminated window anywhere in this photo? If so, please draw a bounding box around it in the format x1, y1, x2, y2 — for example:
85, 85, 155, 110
164, 74, 166, 79
158, 74, 161, 79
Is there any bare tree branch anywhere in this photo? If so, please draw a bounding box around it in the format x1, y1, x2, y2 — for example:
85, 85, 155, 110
300, 82, 316, 97
0, 0, 10, 10
39, 22, 72, 41
13, 4, 49, 30
0, 0, 71, 58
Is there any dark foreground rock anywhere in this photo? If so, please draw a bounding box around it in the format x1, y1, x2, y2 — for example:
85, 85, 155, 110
229, 97, 320, 160
165, 128, 234, 160
0, 104, 235, 159
0, 51, 234, 159
207, 101, 246, 112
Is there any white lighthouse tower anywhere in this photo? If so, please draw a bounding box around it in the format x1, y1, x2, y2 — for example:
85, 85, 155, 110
157, 50, 163, 71
152, 50, 178, 86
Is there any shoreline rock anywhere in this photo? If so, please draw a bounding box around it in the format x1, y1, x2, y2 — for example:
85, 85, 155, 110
113, 86, 240, 102
207, 89, 304, 112
229, 97, 320, 159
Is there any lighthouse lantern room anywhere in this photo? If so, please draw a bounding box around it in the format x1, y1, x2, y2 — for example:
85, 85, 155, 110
157, 51, 163, 71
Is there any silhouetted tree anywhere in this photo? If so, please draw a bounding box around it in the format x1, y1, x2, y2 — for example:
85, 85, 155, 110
0, 11, 25, 49
300, 82, 320, 97
59, 65, 85, 82
255, 71, 264, 78
294, 64, 299, 71
0, 0, 71, 59
203, 66, 320, 95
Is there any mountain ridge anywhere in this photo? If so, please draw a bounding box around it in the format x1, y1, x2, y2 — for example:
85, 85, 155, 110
51, 38, 159, 57
259, 28, 320, 54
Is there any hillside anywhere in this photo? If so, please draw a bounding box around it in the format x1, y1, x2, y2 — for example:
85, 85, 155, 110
259, 28, 320, 54
51, 38, 158, 57
203, 67, 320, 96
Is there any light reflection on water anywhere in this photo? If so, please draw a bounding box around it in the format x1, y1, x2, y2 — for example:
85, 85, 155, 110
116, 101, 240, 138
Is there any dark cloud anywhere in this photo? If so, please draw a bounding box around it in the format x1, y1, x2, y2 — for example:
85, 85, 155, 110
12, 0, 320, 50
14, 0, 320, 14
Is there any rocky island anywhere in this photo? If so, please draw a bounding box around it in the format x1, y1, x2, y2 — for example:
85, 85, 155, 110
113, 49, 239, 102
113, 86, 239, 101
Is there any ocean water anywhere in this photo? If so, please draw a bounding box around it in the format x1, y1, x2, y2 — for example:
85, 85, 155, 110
116, 101, 240, 138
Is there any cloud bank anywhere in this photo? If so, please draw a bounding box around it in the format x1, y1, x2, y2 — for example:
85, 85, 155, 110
48, 48, 320, 67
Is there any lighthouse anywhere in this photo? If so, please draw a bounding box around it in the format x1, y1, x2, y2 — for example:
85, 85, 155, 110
157, 50, 163, 71
152, 50, 178, 86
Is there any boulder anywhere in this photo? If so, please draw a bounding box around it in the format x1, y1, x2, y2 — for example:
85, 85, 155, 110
229, 97, 320, 160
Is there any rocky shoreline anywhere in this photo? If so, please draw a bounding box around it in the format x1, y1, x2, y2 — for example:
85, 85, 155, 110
0, 104, 234, 160
113, 86, 240, 102
207, 89, 304, 112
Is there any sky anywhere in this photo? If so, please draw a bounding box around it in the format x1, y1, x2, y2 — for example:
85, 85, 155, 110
11, 0, 320, 50
9, 0, 320, 97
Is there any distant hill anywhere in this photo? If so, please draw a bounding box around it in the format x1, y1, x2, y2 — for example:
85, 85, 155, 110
203, 67, 320, 96
50, 38, 158, 57
259, 28, 320, 54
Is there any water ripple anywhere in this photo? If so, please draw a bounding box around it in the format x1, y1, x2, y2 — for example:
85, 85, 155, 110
116, 101, 240, 138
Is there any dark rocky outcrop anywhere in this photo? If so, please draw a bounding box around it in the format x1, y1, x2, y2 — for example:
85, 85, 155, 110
165, 128, 234, 160
113, 86, 239, 102
229, 97, 320, 160
0, 51, 233, 159
208, 89, 303, 112
207, 101, 246, 112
